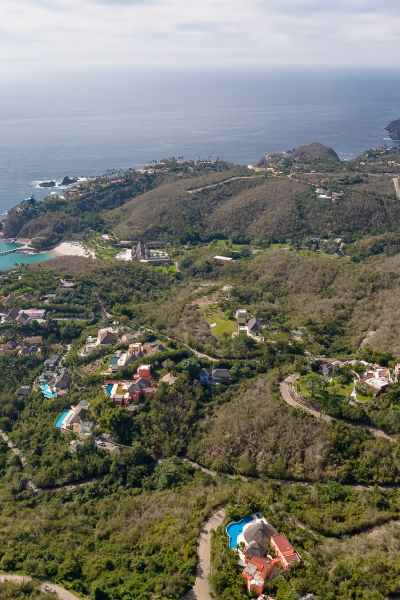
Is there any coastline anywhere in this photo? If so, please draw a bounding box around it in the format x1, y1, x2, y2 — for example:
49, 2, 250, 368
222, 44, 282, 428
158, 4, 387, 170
52, 242, 96, 259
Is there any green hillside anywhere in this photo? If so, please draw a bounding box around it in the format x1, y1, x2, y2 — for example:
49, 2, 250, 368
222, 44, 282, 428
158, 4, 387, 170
4, 145, 400, 247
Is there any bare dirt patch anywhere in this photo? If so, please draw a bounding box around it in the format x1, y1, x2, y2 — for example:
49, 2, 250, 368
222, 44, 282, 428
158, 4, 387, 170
192, 292, 219, 307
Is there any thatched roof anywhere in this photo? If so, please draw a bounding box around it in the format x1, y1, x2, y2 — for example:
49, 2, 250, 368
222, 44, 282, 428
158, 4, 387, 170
244, 541, 266, 558
243, 521, 278, 544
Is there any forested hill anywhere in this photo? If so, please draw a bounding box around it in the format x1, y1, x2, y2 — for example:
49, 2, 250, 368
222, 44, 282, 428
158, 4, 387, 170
3, 145, 400, 246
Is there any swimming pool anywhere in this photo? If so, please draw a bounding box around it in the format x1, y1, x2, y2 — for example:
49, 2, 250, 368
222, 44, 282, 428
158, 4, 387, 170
55, 410, 70, 429
40, 382, 55, 398
105, 383, 114, 395
227, 515, 254, 549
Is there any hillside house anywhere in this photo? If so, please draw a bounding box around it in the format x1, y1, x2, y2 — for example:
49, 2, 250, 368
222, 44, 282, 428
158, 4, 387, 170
199, 368, 232, 385
247, 318, 263, 335
45, 354, 62, 370
319, 363, 333, 377
78, 421, 94, 440
242, 556, 280, 596
99, 330, 115, 345
5, 340, 19, 351
1, 307, 20, 324
362, 367, 390, 396
135, 364, 152, 380
227, 514, 300, 595
142, 341, 166, 356
23, 335, 42, 345
16, 386, 31, 396
54, 368, 72, 391
270, 534, 301, 570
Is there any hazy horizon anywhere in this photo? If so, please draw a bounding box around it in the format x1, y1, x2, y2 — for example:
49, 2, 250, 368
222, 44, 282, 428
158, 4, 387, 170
1, 0, 400, 74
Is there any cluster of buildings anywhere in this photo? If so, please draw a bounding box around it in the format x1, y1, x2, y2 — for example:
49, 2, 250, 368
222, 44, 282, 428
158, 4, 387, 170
104, 340, 166, 374
39, 353, 72, 397
0, 306, 46, 326
233, 309, 263, 339
227, 514, 300, 596
120, 242, 172, 266
80, 327, 118, 356
103, 363, 159, 412
1, 332, 43, 357
319, 358, 400, 398
315, 188, 343, 202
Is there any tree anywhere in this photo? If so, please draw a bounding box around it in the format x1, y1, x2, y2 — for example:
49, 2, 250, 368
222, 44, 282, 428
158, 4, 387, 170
302, 373, 324, 399
180, 358, 201, 379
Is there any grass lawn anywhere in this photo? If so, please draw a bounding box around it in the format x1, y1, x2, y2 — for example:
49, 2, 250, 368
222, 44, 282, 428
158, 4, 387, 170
154, 264, 176, 274
153, 366, 167, 378
295, 376, 354, 404
214, 240, 248, 250
200, 305, 237, 338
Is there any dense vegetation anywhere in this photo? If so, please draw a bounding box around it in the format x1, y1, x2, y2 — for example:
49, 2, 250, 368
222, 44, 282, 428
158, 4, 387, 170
2, 144, 400, 599
4, 145, 400, 246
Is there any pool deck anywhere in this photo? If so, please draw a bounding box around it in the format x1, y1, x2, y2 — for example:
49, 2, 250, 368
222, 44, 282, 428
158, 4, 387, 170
226, 513, 269, 565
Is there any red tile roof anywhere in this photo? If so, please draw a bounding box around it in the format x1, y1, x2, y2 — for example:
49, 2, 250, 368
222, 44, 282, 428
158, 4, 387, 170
271, 534, 294, 556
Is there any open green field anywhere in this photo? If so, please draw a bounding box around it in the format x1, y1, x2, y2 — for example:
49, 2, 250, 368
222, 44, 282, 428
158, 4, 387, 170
200, 305, 237, 338
154, 264, 177, 273
295, 375, 354, 404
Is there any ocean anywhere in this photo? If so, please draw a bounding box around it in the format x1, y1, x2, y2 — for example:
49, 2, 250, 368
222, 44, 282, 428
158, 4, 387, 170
0, 67, 399, 268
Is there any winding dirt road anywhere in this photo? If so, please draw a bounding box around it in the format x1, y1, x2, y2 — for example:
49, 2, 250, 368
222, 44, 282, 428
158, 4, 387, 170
182, 507, 226, 600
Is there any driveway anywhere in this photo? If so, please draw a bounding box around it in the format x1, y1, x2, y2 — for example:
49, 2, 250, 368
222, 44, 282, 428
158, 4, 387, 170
182, 507, 226, 600
0, 574, 80, 600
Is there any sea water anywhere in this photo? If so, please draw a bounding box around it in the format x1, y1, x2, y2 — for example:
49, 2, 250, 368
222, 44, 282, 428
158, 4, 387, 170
0, 67, 399, 268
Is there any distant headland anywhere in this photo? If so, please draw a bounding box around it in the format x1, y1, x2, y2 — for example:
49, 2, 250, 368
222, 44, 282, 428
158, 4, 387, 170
385, 119, 400, 141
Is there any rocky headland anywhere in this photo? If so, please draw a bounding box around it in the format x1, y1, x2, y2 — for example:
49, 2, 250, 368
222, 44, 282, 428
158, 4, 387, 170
385, 119, 400, 141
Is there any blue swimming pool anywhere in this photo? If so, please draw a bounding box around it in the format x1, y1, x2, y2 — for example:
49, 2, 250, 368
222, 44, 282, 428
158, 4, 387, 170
227, 515, 254, 549
40, 382, 55, 398
105, 383, 114, 395
55, 410, 70, 429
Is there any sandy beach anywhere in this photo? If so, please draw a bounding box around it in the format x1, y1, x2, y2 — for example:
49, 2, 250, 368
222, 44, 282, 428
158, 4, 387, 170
52, 242, 96, 258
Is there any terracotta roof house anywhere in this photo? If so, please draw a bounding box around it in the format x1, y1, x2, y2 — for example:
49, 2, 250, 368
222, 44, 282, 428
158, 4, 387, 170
241, 555, 280, 596
124, 377, 149, 403
270, 534, 301, 570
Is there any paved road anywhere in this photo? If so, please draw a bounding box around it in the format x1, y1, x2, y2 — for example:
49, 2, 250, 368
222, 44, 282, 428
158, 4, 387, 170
394, 178, 400, 199
182, 507, 226, 600
280, 374, 395, 442
0, 574, 80, 600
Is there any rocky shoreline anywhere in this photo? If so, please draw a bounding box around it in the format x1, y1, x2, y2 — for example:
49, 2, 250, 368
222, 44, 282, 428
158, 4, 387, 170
385, 119, 400, 141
